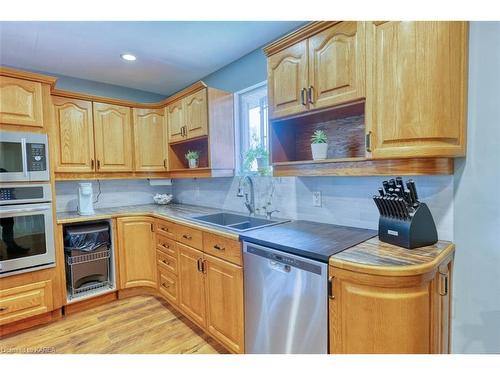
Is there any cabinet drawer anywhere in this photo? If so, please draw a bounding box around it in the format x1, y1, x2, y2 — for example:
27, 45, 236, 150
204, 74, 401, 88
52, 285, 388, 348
203, 232, 242, 266
157, 250, 178, 275
158, 269, 178, 306
0, 280, 53, 325
176, 225, 203, 250
156, 220, 177, 239
156, 234, 177, 257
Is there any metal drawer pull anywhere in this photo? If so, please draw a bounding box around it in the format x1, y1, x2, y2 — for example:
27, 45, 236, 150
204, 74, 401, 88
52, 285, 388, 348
162, 243, 170, 248
213, 244, 225, 251
182, 234, 192, 240
161, 227, 169, 232
301, 88, 307, 106
0, 307, 8, 312
308, 86, 314, 104
328, 276, 335, 299
161, 283, 170, 289
162, 260, 170, 265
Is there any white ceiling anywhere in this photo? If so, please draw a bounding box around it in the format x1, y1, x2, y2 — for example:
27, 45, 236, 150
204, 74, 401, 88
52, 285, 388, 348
0, 21, 303, 95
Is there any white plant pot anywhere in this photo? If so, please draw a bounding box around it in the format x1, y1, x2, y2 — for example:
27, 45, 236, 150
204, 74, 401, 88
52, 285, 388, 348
311, 143, 328, 160
188, 159, 199, 168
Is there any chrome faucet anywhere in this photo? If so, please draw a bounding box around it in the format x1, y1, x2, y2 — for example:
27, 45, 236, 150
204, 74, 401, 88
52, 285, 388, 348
237, 176, 255, 216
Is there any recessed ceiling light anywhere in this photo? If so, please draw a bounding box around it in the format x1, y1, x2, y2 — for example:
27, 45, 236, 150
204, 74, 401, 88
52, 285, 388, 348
121, 53, 136, 61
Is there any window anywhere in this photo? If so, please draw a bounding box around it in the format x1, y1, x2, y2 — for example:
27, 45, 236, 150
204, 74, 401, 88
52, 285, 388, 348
234, 82, 270, 175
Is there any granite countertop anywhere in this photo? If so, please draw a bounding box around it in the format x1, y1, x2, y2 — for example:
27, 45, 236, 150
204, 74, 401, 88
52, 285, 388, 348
329, 237, 455, 276
239, 220, 377, 263
56, 203, 244, 239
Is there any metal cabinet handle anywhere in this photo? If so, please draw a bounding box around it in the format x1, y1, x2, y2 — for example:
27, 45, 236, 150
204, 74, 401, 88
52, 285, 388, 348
328, 276, 335, 299
213, 244, 225, 252
91, 159, 95, 169
308, 86, 314, 104
365, 131, 372, 153
163, 159, 167, 169
161, 283, 170, 289
439, 273, 449, 296
162, 259, 170, 265
0, 307, 8, 312
300, 88, 307, 106
197, 258, 203, 272
162, 243, 170, 249
202, 259, 207, 274
161, 227, 169, 232
182, 234, 192, 240
97, 160, 101, 169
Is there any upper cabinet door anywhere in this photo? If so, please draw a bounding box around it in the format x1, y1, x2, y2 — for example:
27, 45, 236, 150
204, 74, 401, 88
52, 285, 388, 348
133, 108, 168, 171
184, 88, 208, 139
167, 100, 184, 143
308, 21, 366, 110
0, 76, 44, 127
267, 40, 309, 119
366, 21, 468, 159
52, 97, 95, 173
93, 102, 134, 172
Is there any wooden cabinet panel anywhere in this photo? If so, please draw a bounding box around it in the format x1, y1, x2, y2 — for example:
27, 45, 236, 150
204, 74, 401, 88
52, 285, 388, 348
156, 234, 177, 257
133, 108, 168, 171
0, 76, 44, 127
308, 21, 365, 110
157, 249, 178, 275
176, 225, 203, 250
117, 217, 157, 289
158, 268, 179, 306
93, 102, 133, 171
0, 280, 53, 325
177, 243, 206, 327
167, 100, 184, 143
155, 220, 177, 240
184, 88, 208, 139
204, 254, 244, 353
366, 21, 468, 158
52, 97, 95, 173
267, 40, 309, 119
203, 232, 242, 266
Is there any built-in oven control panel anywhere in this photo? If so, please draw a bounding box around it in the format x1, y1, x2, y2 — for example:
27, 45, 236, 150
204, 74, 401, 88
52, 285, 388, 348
0, 184, 51, 205
27, 143, 47, 171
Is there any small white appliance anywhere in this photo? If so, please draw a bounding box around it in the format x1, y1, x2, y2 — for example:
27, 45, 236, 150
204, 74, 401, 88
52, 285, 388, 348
78, 182, 95, 216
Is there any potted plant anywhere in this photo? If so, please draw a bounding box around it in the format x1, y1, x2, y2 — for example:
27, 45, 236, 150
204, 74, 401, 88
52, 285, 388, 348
310, 130, 328, 160
185, 150, 200, 168
243, 139, 270, 176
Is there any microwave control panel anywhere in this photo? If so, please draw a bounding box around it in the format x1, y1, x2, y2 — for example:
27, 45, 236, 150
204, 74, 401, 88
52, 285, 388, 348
27, 143, 47, 171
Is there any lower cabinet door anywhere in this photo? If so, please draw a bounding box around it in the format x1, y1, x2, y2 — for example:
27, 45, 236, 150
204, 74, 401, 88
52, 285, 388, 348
178, 243, 206, 327
117, 217, 157, 289
204, 254, 244, 353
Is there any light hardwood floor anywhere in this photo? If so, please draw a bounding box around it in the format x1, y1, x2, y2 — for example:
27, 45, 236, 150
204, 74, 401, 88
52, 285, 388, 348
0, 295, 228, 354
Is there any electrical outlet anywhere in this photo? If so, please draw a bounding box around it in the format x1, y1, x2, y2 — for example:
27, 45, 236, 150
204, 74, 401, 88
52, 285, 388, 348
312, 191, 322, 207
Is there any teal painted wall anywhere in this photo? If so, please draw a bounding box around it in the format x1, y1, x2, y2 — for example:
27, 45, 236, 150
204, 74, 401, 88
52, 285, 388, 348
201, 48, 267, 92
452, 21, 500, 353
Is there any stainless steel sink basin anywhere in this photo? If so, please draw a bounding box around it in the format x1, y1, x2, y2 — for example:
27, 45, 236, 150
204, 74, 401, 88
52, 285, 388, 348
191, 212, 288, 232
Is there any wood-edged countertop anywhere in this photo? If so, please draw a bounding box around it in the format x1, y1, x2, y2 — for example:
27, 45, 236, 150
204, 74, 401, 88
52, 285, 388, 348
56, 203, 242, 240
329, 237, 455, 276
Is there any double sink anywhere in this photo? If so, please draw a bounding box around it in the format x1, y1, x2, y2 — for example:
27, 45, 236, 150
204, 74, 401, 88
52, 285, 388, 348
191, 212, 288, 232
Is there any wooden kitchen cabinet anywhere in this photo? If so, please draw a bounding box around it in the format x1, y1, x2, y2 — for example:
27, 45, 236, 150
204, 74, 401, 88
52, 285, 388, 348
308, 21, 366, 110
328, 239, 454, 354
0, 75, 44, 127
93, 102, 134, 172
117, 217, 157, 289
365, 21, 468, 158
52, 96, 96, 173
166, 100, 184, 143
178, 242, 207, 327
267, 40, 309, 119
133, 108, 168, 171
204, 254, 244, 353
184, 88, 208, 139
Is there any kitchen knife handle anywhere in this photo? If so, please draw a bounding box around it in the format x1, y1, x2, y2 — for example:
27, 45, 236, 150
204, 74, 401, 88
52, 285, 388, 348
383, 181, 390, 195
378, 188, 385, 197
408, 179, 419, 201
373, 196, 383, 216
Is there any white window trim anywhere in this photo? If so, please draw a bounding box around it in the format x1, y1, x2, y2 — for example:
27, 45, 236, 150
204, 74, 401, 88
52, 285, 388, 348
233, 80, 268, 174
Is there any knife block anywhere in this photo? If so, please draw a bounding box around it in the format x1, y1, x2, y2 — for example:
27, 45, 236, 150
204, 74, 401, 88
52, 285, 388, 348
378, 203, 438, 249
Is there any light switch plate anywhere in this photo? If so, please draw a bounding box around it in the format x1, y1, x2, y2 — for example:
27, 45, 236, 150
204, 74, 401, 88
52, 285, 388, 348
313, 191, 322, 207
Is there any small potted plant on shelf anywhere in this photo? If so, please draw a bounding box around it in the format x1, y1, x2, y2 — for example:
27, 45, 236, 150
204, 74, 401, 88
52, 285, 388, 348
185, 150, 200, 168
310, 129, 328, 160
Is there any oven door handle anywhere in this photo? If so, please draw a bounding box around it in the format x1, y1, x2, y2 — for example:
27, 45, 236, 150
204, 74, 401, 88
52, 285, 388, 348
21, 138, 29, 178
0, 204, 52, 215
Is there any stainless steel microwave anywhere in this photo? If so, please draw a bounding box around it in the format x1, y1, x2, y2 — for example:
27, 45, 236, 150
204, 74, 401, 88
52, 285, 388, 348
0, 131, 50, 182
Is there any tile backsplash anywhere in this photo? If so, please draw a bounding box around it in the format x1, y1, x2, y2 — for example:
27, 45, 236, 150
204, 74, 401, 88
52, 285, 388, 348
55, 179, 172, 213
173, 175, 454, 241
55, 176, 454, 241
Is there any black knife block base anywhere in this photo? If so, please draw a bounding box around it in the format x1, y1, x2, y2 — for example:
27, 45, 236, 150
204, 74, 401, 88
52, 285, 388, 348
378, 203, 438, 249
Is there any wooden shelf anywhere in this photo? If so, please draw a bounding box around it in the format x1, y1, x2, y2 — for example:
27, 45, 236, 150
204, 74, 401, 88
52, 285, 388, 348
272, 158, 454, 177
168, 135, 208, 146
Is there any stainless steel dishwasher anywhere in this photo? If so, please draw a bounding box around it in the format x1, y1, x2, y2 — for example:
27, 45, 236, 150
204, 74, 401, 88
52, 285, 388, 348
243, 241, 328, 354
